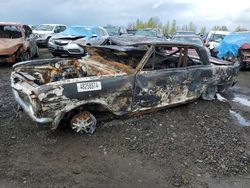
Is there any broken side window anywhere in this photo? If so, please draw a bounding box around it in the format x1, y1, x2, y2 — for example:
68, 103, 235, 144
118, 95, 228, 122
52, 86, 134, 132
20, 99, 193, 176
0, 25, 22, 38
143, 45, 203, 71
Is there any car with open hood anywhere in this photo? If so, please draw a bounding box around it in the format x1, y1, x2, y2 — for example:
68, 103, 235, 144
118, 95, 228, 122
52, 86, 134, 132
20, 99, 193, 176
0, 22, 39, 63
11, 42, 240, 134
48, 25, 109, 57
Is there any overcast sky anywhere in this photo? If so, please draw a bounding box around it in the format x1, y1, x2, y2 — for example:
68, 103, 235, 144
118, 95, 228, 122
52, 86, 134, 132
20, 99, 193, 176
1, 0, 249, 31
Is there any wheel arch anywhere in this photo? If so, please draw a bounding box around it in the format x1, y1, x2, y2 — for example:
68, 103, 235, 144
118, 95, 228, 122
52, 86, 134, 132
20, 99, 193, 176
52, 101, 116, 130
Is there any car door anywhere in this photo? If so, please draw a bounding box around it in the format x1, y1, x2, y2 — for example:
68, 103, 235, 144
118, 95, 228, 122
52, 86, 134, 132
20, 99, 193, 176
132, 45, 213, 111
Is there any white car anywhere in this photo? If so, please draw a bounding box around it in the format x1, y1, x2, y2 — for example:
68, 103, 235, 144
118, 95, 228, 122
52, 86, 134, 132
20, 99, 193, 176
33, 24, 67, 46
205, 31, 230, 57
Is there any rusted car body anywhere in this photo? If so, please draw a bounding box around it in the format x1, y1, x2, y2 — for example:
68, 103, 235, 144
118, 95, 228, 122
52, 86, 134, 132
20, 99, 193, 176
11, 42, 240, 133
0, 22, 38, 63
239, 43, 250, 68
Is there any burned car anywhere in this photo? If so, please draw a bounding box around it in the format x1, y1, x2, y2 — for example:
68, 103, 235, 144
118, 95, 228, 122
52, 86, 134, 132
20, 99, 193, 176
0, 22, 39, 63
11, 42, 240, 134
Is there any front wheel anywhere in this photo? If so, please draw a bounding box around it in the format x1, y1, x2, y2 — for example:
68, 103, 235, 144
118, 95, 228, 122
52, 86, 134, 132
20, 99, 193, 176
70, 111, 97, 134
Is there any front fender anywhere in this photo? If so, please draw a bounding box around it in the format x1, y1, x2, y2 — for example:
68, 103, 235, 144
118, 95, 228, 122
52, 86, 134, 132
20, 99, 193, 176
51, 100, 115, 129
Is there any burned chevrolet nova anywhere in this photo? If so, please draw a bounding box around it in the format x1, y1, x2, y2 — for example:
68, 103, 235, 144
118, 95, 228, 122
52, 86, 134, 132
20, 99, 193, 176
11, 42, 240, 133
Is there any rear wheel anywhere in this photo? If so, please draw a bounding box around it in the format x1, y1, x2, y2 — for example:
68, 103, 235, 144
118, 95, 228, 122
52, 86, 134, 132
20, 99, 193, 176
70, 111, 97, 134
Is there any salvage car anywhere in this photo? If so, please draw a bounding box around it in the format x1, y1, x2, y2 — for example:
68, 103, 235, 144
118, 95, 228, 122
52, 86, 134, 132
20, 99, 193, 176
48, 25, 109, 57
11, 42, 240, 134
33, 24, 67, 46
0, 22, 39, 63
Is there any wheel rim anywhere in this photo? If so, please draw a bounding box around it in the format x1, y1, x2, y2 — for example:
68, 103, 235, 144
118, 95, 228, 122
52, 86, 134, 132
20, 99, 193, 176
70, 111, 97, 134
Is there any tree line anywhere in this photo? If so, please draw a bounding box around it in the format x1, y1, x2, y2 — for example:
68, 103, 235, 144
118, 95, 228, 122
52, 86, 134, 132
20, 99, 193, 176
127, 17, 249, 35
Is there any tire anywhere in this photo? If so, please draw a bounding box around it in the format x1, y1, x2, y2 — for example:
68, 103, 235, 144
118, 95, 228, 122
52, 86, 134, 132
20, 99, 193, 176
70, 111, 97, 134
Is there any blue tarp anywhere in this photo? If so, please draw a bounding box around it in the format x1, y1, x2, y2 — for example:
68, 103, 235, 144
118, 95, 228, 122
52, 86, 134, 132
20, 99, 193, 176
217, 32, 250, 59
61, 26, 92, 37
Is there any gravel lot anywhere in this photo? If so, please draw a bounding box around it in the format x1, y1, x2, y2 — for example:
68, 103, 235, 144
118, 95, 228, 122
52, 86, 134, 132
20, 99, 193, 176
0, 48, 250, 188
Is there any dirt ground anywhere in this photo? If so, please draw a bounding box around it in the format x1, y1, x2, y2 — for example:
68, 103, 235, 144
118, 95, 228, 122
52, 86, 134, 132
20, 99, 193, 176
0, 48, 250, 188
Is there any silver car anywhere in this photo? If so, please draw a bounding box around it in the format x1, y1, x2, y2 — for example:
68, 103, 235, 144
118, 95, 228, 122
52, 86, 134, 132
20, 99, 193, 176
33, 24, 67, 46
48, 25, 109, 57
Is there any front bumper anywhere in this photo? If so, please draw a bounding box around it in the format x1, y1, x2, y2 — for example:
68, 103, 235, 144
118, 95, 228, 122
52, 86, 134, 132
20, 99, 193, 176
48, 42, 85, 56
12, 88, 53, 125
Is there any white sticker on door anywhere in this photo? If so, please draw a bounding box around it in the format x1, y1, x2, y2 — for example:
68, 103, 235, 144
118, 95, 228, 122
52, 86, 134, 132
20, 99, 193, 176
77, 82, 102, 92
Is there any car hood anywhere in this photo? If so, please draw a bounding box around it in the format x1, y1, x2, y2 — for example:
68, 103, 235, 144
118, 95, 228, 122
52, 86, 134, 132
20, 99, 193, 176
0, 38, 23, 55
51, 33, 86, 40
109, 35, 167, 46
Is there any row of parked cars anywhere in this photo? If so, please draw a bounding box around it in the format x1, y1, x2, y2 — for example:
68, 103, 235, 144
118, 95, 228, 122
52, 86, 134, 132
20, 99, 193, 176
0, 21, 232, 65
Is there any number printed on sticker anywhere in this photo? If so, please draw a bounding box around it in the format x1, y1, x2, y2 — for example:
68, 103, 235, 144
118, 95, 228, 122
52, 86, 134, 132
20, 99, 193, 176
77, 82, 102, 92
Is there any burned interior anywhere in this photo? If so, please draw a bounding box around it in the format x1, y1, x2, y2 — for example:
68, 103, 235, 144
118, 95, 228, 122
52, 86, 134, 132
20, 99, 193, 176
14, 44, 209, 85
